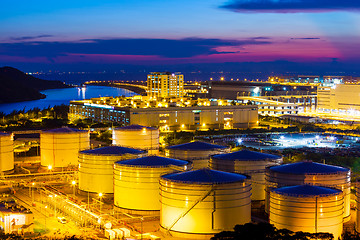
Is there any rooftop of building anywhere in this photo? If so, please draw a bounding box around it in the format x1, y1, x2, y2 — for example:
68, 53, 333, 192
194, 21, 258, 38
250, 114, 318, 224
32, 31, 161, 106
0, 132, 11, 136
272, 185, 342, 197
70, 96, 253, 109
269, 161, 349, 174
161, 168, 248, 184
0, 199, 32, 214
115, 156, 189, 167
81, 146, 144, 155
167, 141, 227, 151
212, 150, 281, 161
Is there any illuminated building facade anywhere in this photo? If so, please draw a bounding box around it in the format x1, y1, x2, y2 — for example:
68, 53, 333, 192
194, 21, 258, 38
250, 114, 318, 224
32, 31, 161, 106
318, 84, 360, 114
69, 97, 258, 130
0, 200, 33, 234
147, 72, 184, 98
237, 97, 298, 116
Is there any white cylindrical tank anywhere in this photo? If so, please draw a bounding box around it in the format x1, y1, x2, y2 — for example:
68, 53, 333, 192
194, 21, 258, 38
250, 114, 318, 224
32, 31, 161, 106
269, 185, 343, 240
0, 133, 14, 173
160, 169, 251, 238
166, 141, 230, 170
79, 146, 146, 194
114, 156, 191, 214
210, 150, 282, 200
356, 179, 360, 232
112, 125, 159, 154
265, 161, 351, 222
41, 127, 89, 168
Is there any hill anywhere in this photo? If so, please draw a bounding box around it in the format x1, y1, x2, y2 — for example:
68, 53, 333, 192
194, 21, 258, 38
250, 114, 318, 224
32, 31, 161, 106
0, 66, 69, 104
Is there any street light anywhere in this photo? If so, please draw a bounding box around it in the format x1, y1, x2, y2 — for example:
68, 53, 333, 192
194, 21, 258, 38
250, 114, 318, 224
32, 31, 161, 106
48, 165, 52, 172
98, 193, 103, 213
72, 180, 76, 196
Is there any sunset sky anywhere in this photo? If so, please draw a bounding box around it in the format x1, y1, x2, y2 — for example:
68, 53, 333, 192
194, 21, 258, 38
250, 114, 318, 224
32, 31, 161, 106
1, 0, 360, 71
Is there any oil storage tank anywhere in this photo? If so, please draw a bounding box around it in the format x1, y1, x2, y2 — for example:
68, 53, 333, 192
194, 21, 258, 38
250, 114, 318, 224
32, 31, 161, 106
112, 125, 159, 154
114, 156, 190, 214
78, 146, 146, 194
0, 133, 14, 173
166, 141, 230, 169
40, 127, 89, 168
269, 185, 343, 240
266, 161, 351, 221
210, 150, 282, 200
160, 169, 251, 238
356, 179, 360, 232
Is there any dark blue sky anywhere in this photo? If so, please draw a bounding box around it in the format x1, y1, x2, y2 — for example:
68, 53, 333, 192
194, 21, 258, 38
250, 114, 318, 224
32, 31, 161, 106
1, 0, 360, 73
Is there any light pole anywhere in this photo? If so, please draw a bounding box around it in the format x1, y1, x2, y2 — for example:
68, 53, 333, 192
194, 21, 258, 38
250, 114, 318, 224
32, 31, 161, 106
98, 193, 103, 213
72, 180, 76, 196
31, 182, 35, 203
44, 205, 47, 232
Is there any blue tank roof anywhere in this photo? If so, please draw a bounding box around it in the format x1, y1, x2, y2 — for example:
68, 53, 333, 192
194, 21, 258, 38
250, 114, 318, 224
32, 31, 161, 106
167, 141, 227, 151
43, 127, 87, 133
115, 156, 189, 167
273, 185, 341, 197
161, 168, 247, 184
115, 125, 157, 131
81, 146, 144, 155
0, 132, 11, 136
269, 161, 349, 174
212, 150, 281, 161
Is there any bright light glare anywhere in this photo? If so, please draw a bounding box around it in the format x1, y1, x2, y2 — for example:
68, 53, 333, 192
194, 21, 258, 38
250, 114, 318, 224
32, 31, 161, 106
72, 180, 76, 185
237, 138, 243, 144
98, 193, 103, 197
280, 136, 285, 140
48, 165, 52, 170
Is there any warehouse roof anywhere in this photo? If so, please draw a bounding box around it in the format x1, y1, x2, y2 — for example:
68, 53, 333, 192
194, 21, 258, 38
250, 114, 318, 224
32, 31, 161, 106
81, 146, 144, 155
212, 150, 281, 161
161, 168, 247, 184
269, 161, 349, 174
167, 141, 227, 151
273, 185, 341, 197
115, 125, 157, 131
115, 156, 189, 167
42, 127, 87, 133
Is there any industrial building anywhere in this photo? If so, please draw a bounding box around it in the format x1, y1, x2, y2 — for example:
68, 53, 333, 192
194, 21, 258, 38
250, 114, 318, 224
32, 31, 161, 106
166, 141, 230, 169
78, 146, 146, 194
269, 185, 343, 240
113, 156, 191, 214
236, 97, 298, 116
265, 161, 351, 221
0, 199, 33, 234
0, 133, 14, 173
69, 96, 258, 130
159, 168, 251, 238
210, 150, 282, 200
40, 127, 90, 169
112, 125, 159, 154
318, 84, 360, 114
208, 81, 316, 100
147, 72, 184, 98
